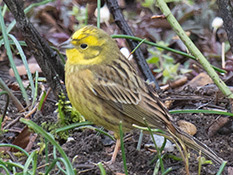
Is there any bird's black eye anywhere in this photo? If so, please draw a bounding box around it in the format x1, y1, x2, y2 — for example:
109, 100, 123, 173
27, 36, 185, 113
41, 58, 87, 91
80, 43, 88, 49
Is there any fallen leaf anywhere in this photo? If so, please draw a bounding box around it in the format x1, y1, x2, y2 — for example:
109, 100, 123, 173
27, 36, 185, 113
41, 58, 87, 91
185, 72, 213, 88
9, 63, 41, 77
11, 126, 32, 152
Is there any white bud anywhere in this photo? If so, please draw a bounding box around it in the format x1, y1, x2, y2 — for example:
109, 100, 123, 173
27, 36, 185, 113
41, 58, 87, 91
95, 4, 110, 23
67, 137, 75, 142
212, 17, 223, 30
120, 47, 133, 60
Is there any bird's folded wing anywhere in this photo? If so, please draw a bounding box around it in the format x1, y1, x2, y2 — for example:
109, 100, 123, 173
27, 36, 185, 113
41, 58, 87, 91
90, 70, 171, 129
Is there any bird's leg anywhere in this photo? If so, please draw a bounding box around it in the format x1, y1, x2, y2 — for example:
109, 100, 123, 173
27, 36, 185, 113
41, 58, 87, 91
110, 139, 121, 163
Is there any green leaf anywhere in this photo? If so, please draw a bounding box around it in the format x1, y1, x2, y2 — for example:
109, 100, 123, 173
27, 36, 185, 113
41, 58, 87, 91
163, 68, 170, 77
147, 56, 160, 64
141, 0, 154, 8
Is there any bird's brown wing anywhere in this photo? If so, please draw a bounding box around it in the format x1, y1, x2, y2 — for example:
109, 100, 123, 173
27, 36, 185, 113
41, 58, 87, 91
90, 56, 145, 105
90, 60, 173, 130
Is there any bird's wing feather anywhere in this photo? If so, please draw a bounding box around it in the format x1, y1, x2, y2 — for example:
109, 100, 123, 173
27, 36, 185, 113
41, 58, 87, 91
90, 56, 145, 105
92, 74, 141, 105
89, 57, 172, 129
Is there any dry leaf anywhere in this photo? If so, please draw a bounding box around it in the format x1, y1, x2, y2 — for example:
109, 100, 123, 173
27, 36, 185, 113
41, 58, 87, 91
11, 126, 32, 152
185, 72, 213, 88
9, 63, 41, 77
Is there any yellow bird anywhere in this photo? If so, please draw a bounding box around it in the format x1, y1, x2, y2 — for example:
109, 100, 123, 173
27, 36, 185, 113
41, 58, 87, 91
60, 25, 223, 164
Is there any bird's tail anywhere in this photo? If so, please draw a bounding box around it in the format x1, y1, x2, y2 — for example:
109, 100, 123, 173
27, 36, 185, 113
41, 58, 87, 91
168, 124, 223, 165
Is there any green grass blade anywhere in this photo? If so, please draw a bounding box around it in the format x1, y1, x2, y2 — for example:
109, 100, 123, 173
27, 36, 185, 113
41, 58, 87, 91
38, 90, 46, 111
23, 151, 36, 175
161, 167, 172, 175
57, 157, 72, 174
56, 121, 115, 141
131, 38, 147, 55
136, 130, 143, 151
97, 0, 101, 28
216, 161, 227, 175
55, 121, 93, 133
169, 109, 233, 117
53, 147, 66, 174
45, 158, 59, 175
97, 162, 106, 175
0, 159, 24, 170
153, 158, 160, 175
0, 144, 29, 157
20, 118, 75, 175
1, 4, 8, 17
8, 34, 35, 99
44, 138, 49, 172
6, 20, 16, 34
119, 121, 128, 175
0, 164, 10, 175
0, 7, 29, 106
75, 125, 115, 141
32, 152, 37, 175
0, 39, 27, 47
143, 119, 166, 174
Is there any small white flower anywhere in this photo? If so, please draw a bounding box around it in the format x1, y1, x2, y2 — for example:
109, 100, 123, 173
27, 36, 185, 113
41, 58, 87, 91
120, 47, 133, 60
95, 4, 110, 23
67, 137, 75, 142
212, 17, 223, 30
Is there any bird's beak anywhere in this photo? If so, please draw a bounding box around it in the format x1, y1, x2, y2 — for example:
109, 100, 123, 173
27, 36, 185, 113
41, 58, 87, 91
59, 38, 75, 49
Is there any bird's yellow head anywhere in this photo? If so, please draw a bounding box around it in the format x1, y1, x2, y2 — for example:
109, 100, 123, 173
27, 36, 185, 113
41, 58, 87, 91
60, 25, 118, 66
